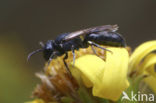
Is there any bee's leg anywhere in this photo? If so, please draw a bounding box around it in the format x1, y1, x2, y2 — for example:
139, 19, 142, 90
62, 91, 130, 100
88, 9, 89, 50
91, 45, 98, 56
71, 45, 76, 65
63, 53, 71, 75
88, 41, 113, 54
48, 53, 55, 64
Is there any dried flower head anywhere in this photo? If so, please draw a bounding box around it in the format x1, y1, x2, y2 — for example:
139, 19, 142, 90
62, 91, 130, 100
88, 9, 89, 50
32, 46, 108, 103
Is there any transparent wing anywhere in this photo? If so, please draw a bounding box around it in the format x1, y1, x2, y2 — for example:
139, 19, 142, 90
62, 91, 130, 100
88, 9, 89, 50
63, 25, 118, 41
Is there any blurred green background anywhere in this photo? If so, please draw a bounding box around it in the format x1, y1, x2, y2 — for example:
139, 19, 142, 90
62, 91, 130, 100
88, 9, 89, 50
0, 0, 155, 103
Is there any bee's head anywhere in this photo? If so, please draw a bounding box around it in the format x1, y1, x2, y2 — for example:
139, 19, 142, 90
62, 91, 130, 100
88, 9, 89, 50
43, 40, 55, 61
27, 40, 55, 61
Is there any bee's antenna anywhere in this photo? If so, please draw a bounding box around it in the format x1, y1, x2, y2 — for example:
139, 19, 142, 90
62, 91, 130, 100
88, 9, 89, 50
27, 49, 43, 61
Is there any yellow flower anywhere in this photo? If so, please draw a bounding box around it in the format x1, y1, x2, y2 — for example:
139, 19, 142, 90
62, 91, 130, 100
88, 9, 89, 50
29, 40, 156, 102
70, 47, 129, 101
129, 40, 156, 93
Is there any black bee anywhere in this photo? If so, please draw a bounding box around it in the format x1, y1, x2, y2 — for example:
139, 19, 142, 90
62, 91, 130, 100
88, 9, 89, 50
28, 25, 126, 73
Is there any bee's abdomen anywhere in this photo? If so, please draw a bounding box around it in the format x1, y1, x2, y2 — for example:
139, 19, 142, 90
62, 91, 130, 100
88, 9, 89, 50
84, 31, 126, 47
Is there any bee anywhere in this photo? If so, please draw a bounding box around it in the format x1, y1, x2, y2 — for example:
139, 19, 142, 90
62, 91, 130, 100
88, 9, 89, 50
28, 25, 126, 73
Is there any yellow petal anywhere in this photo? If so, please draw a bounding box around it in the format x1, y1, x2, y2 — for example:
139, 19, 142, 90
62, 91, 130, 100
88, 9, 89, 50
71, 54, 105, 87
129, 40, 156, 72
139, 53, 156, 94
139, 53, 156, 76
72, 47, 129, 101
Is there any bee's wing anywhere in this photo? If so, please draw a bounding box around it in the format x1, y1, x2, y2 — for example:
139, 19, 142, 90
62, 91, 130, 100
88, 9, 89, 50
63, 25, 118, 41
